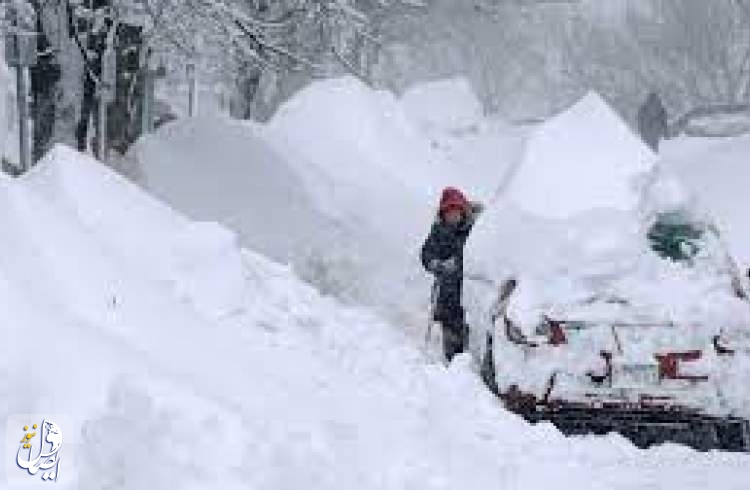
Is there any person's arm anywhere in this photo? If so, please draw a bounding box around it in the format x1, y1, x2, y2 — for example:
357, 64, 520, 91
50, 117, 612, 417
458, 201, 485, 237
469, 201, 485, 221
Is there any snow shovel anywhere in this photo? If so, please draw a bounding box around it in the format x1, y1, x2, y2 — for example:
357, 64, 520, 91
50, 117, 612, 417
424, 281, 443, 359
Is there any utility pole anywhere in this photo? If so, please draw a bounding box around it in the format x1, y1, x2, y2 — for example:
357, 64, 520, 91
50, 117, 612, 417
5, 8, 37, 175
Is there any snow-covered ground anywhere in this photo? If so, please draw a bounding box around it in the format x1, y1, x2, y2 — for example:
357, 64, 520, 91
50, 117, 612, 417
4, 76, 750, 488
464, 93, 750, 415
662, 135, 750, 273
132, 77, 527, 332
3, 143, 750, 490
132, 75, 750, 409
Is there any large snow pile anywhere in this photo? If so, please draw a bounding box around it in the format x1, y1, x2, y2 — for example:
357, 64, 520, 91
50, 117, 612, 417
132, 116, 432, 327
264, 76, 459, 225
507, 92, 656, 219
467, 92, 658, 280
131, 117, 340, 271
400, 78, 484, 134
264, 75, 513, 230
662, 135, 750, 272
133, 76, 519, 328
465, 93, 750, 415
262, 76, 525, 318
3, 145, 750, 489
399, 78, 531, 203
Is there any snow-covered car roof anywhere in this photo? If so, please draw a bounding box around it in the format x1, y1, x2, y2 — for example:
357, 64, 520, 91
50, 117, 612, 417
465, 92, 750, 335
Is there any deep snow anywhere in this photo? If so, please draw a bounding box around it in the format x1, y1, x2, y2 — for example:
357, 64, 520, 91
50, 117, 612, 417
131, 75, 750, 415
131, 117, 341, 276
505, 92, 656, 219
662, 135, 750, 273
131, 77, 526, 332
464, 91, 750, 416
3, 145, 750, 490
3, 76, 750, 488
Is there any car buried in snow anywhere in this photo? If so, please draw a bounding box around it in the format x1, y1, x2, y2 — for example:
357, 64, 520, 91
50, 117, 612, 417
465, 92, 750, 452
476, 209, 750, 453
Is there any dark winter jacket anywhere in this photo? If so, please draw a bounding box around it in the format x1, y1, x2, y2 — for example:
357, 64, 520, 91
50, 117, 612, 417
637, 92, 669, 152
421, 206, 481, 322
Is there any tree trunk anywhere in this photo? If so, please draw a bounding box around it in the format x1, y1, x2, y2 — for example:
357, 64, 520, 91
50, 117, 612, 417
107, 22, 145, 154
29, 1, 62, 163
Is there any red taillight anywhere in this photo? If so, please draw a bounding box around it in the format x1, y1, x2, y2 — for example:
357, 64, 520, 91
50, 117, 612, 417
655, 350, 708, 381
548, 321, 567, 346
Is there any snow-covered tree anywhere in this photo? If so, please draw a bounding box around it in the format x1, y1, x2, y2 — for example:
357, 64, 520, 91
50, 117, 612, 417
136, 0, 415, 120
1, 0, 415, 160
562, 0, 750, 121
370, 0, 750, 122
370, 0, 574, 117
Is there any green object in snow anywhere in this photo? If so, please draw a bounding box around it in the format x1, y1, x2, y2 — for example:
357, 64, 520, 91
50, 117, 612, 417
647, 212, 705, 262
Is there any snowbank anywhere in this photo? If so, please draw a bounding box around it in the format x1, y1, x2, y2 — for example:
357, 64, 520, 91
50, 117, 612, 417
131, 117, 338, 268
467, 92, 657, 281
465, 93, 750, 414
132, 77, 521, 327
263, 75, 521, 228
3, 127, 750, 488
662, 135, 750, 272
132, 115, 431, 327
400, 78, 532, 203
507, 92, 656, 219
132, 77, 532, 332
260, 76, 523, 322
20, 145, 247, 321
0, 99, 750, 490
401, 78, 484, 133
265, 76, 455, 219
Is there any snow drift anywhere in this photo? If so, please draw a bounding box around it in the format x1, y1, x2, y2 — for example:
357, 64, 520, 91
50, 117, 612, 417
465, 92, 750, 416
400, 78, 484, 134
662, 135, 750, 273
266, 76, 460, 201
506, 92, 657, 219
3, 145, 750, 489
132, 76, 519, 328
261, 76, 526, 321
399, 77, 531, 203
466, 92, 659, 282
132, 114, 432, 327
131, 117, 340, 270
129, 80, 750, 419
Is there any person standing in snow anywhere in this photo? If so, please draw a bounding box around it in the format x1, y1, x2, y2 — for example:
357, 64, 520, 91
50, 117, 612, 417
637, 92, 669, 152
421, 187, 484, 362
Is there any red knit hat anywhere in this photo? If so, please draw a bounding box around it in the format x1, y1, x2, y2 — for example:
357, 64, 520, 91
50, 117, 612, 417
439, 187, 469, 215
